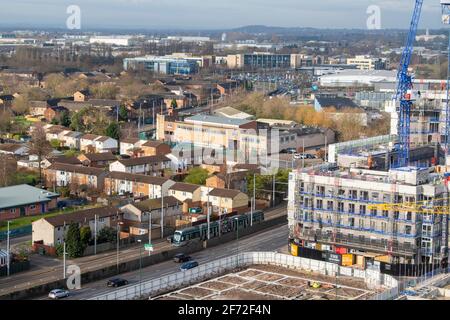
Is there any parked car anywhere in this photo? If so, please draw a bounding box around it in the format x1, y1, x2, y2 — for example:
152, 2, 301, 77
48, 289, 70, 299
173, 253, 192, 263
107, 278, 129, 287
180, 261, 199, 271
285, 148, 297, 154
293, 153, 303, 159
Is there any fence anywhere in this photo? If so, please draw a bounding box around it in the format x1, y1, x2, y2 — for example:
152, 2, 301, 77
0, 225, 32, 241
372, 266, 450, 300
90, 252, 398, 300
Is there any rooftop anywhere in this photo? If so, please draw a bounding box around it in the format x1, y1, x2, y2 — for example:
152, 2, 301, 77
169, 182, 201, 193
43, 206, 119, 227
184, 114, 253, 127
0, 185, 59, 210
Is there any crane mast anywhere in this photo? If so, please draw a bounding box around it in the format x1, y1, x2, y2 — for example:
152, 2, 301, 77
395, 0, 424, 168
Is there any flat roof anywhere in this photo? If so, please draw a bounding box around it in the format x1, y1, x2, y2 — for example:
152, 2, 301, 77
184, 114, 253, 127
0, 185, 59, 210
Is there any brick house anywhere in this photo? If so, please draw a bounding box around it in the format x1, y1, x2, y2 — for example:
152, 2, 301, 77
0, 185, 59, 221
32, 206, 121, 247
44, 163, 106, 191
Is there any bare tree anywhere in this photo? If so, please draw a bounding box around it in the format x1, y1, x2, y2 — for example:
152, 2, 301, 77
0, 154, 17, 187
28, 123, 52, 185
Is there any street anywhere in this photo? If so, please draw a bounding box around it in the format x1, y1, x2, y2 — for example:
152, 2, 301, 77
36, 222, 289, 300
0, 205, 287, 298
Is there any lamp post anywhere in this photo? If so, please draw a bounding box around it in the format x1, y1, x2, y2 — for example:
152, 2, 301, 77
116, 220, 123, 272
137, 239, 143, 297
234, 217, 240, 267
6, 221, 10, 277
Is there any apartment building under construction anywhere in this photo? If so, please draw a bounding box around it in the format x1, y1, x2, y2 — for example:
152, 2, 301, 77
288, 161, 449, 267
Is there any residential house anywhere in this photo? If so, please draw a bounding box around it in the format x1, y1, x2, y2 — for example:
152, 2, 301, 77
62, 131, 83, 149
78, 152, 117, 167
217, 81, 240, 96
80, 134, 118, 153
0, 143, 29, 156
169, 182, 202, 204
44, 163, 106, 191
29, 101, 50, 116
140, 140, 171, 157
120, 196, 182, 236
109, 155, 171, 176
119, 138, 146, 156
74, 90, 90, 102
32, 206, 121, 247
104, 171, 175, 198
0, 185, 59, 221
201, 187, 249, 216
44, 106, 69, 122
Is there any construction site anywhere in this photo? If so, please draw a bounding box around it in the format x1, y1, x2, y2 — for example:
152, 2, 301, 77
288, 0, 450, 278
152, 264, 378, 300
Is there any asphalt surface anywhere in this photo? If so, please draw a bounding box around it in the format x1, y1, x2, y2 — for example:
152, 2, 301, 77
37, 222, 289, 300
0, 205, 287, 298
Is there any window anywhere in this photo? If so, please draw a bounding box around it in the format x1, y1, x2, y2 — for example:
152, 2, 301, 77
406, 212, 412, 221
338, 202, 344, 212
316, 199, 323, 209
349, 218, 355, 227
10, 208, 16, 213
405, 225, 412, 235
382, 210, 389, 218
360, 205, 366, 215
349, 204, 355, 213
327, 201, 333, 210
30, 205, 36, 210
370, 209, 377, 216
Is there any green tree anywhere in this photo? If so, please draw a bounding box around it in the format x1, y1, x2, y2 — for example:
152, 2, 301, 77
65, 223, 84, 258
50, 139, 60, 149
97, 227, 117, 244
80, 226, 92, 247
183, 167, 209, 185
59, 110, 71, 127
118, 105, 128, 121
28, 123, 52, 184
170, 98, 178, 109
105, 122, 121, 140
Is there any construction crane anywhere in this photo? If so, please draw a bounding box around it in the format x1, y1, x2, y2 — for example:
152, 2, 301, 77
394, 0, 424, 168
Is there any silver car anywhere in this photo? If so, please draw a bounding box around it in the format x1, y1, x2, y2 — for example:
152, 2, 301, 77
48, 289, 70, 299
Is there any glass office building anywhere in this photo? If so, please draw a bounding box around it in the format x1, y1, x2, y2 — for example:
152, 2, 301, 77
123, 56, 199, 75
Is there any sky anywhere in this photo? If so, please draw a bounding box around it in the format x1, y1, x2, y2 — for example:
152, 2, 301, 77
0, 0, 445, 30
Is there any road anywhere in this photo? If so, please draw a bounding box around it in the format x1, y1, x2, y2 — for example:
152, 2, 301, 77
0, 205, 287, 298
37, 222, 289, 300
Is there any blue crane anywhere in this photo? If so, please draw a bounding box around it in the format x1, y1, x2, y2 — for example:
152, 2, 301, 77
394, 0, 424, 168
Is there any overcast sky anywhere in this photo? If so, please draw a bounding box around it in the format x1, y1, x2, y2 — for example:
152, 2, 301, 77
0, 0, 445, 30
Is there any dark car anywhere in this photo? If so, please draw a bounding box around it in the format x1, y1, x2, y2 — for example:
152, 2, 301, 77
173, 253, 192, 263
107, 278, 128, 287
180, 261, 199, 271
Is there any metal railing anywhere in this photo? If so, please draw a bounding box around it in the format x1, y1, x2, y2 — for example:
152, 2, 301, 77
89, 251, 399, 301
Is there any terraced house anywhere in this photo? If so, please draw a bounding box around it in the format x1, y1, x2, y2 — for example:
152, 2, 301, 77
44, 163, 107, 190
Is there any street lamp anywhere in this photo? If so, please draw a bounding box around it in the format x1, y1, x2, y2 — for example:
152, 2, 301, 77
116, 220, 124, 272
6, 221, 10, 277
234, 217, 240, 267
137, 239, 143, 297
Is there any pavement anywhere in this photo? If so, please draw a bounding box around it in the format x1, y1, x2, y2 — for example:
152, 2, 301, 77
0, 205, 287, 298
36, 222, 289, 300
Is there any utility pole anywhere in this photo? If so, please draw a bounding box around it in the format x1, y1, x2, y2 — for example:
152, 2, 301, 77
94, 214, 97, 255
116, 218, 120, 272
62, 221, 66, 279
160, 195, 164, 239
148, 211, 152, 256
207, 190, 211, 240
6, 221, 10, 277
251, 173, 256, 227
302, 139, 305, 168
272, 174, 276, 207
